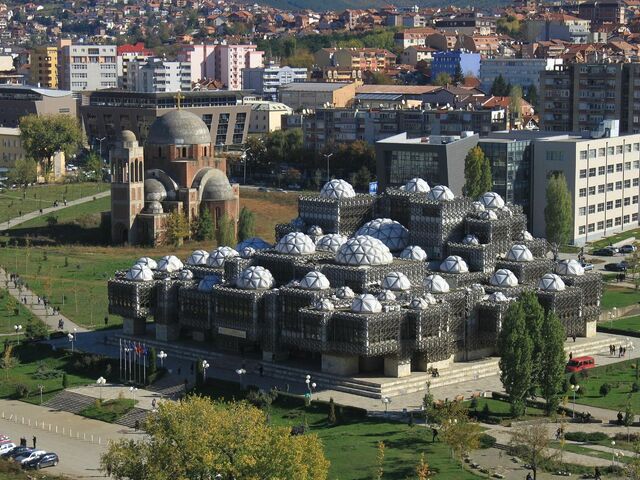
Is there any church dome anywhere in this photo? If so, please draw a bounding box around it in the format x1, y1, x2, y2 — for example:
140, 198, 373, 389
146, 110, 211, 146
120, 130, 138, 147
144, 178, 167, 202
202, 170, 234, 201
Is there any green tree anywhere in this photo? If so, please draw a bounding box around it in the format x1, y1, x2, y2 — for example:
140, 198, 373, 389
353, 166, 372, 192
163, 211, 190, 247
509, 85, 523, 127
490, 74, 510, 96
521, 292, 545, 389
8, 158, 36, 187
498, 301, 533, 417
215, 212, 236, 247
544, 173, 573, 247
85, 151, 103, 181
19, 114, 82, 178
539, 312, 566, 415
625, 398, 635, 442
24, 320, 48, 340
148, 347, 157, 376
237, 207, 256, 242
100, 396, 330, 480
525, 84, 538, 109
369, 71, 393, 85
0, 344, 19, 381
328, 397, 337, 425
433, 72, 452, 86
62, 372, 68, 389
194, 208, 215, 241
463, 146, 492, 199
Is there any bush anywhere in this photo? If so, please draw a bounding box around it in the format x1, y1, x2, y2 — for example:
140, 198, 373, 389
14, 383, 29, 398
564, 431, 609, 442
632, 382, 639, 393
479, 433, 497, 449
62, 372, 68, 389
485, 415, 502, 425
25, 320, 48, 341
600, 383, 612, 397
570, 373, 577, 385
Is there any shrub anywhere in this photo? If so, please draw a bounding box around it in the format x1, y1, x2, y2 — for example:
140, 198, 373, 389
14, 383, 29, 398
565, 431, 609, 442
561, 378, 570, 393
632, 382, 639, 393
479, 433, 497, 449
62, 372, 68, 389
600, 383, 612, 397
569, 373, 577, 385
485, 415, 502, 425
328, 397, 337, 425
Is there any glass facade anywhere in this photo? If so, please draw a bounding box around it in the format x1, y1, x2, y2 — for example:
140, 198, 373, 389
385, 149, 443, 187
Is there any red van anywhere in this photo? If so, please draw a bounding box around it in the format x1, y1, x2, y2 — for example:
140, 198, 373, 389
565, 356, 596, 373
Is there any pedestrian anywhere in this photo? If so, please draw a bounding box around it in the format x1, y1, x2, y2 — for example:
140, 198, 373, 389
32, 436, 36, 449
104, 316, 108, 326
572, 334, 576, 342
620, 345, 624, 357
431, 427, 438, 443
134, 420, 139, 431
569, 352, 573, 360
595, 466, 601, 480
526, 473, 533, 480
151, 398, 157, 409
259, 364, 264, 377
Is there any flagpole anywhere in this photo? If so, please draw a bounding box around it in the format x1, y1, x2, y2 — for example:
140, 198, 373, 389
143, 345, 146, 386
119, 338, 122, 381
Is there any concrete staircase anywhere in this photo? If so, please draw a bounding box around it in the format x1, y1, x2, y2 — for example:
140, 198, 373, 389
115, 408, 149, 429
43, 391, 95, 414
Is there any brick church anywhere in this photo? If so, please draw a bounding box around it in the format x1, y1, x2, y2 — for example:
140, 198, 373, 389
109, 109, 239, 245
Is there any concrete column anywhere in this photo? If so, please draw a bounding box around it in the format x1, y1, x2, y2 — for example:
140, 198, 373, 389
155, 323, 180, 342
123, 317, 146, 336
322, 353, 359, 376
585, 320, 597, 338
384, 356, 411, 378
359, 356, 383, 373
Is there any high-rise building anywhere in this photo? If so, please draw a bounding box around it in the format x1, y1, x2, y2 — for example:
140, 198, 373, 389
242, 64, 307, 101
57, 40, 117, 91
578, 0, 625, 26
126, 58, 191, 93
479, 58, 563, 92
30, 46, 58, 89
215, 44, 264, 90
117, 43, 153, 90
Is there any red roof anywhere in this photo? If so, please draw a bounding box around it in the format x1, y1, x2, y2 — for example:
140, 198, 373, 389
117, 42, 153, 55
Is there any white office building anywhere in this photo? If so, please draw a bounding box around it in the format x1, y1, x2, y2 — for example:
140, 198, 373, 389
126, 58, 191, 93
58, 42, 117, 91
480, 58, 563, 92
243, 64, 307, 101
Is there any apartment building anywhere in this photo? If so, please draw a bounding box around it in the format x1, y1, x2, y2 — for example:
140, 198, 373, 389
58, 40, 117, 91
242, 64, 307, 101
531, 122, 640, 245
431, 51, 481, 79
117, 42, 153, 90
0, 127, 26, 170
480, 58, 563, 92
216, 44, 264, 91
314, 48, 397, 72
278, 82, 358, 110
434, 13, 497, 35
578, 0, 626, 26
29, 46, 57, 88
126, 58, 191, 93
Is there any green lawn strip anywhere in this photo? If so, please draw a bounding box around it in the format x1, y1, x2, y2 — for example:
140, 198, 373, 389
10, 195, 110, 230
601, 286, 640, 310
550, 441, 631, 464
462, 398, 546, 424
589, 228, 640, 251
598, 315, 640, 336
0, 288, 45, 335
79, 398, 135, 423
0, 183, 108, 223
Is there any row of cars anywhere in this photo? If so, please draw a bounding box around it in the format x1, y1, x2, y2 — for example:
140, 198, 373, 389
591, 244, 636, 272
0, 436, 59, 470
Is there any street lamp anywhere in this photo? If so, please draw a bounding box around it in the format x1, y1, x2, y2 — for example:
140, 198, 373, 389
611, 440, 616, 466
157, 350, 167, 368
67, 332, 75, 353
96, 376, 106, 400
241, 149, 249, 185
13, 324, 21, 344
202, 360, 210, 383
37, 384, 44, 405
236, 368, 246, 389
570, 384, 580, 418
129, 386, 137, 403
382, 397, 392, 416
324, 153, 333, 182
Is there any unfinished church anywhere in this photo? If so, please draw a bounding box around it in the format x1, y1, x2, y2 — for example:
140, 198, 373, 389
109, 110, 239, 245
108, 179, 601, 378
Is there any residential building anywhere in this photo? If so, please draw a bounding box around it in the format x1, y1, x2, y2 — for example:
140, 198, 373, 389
434, 13, 497, 35
215, 44, 264, 90
242, 64, 307, 101
314, 48, 397, 72
375, 131, 479, 192
393, 28, 438, 49
247, 101, 292, 133
278, 82, 358, 110
0, 127, 26, 170
425, 33, 459, 52
480, 58, 563, 92
126, 58, 191, 93
531, 121, 640, 245
178, 44, 218, 84
431, 51, 481, 80
29, 46, 58, 88
578, 0, 626, 26
80, 90, 252, 151
0, 85, 76, 128
401, 46, 436, 66
57, 40, 117, 91
117, 42, 153, 90
524, 15, 592, 44
457, 35, 504, 57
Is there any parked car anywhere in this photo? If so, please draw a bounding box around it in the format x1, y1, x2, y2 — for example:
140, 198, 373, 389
581, 262, 594, 271
0, 443, 16, 455
2, 447, 31, 459
620, 244, 637, 254
605, 262, 628, 272
15, 450, 46, 464
23, 452, 58, 470
566, 356, 596, 373
593, 248, 617, 256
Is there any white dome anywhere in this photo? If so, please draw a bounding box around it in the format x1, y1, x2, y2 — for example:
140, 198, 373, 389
236, 237, 272, 251
307, 225, 323, 237
241, 246, 256, 258
426, 185, 455, 201
377, 290, 397, 302
351, 294, 382, 313
335, 235, 393, 266
480, 210, 498, 220
404, 177, 430, 193
488, 291, 510, 302
179, 269, 194, 281
316, 234, 348, 253
381, 271, 412, 291
516, 230, 534, 241
555, 259, 585, 276
207, 246, 239, 267
471, 201, 486, 213
125, 264, 154, 282
187, 249, 209, 266
462, 234, 480, 245
400, 245, 427, 261
479, 192, 505, 210
440, 255, 469, 274
538, 273, 566, 292
490, 269, 519, 287
275, 232, 316, 255
198, 275, 221, 292
356, 218, 409, 251
320, 179, 356, 199
157, 255, 184, 273
135, 257, 157, 270
236, 266, 275, 290
424, 293, 437, 304
299, 271, 331, 290
313, 298, 335, 311
506, 244, 534, 262
424, 274, 450, 293
335, 286, 355, 299
408, 296, 429, 310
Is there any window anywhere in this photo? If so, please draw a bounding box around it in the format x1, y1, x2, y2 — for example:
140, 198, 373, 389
616, 145, 624, 154
598, 184, 605, 193
589, 186, 596, 195
625, 179, 631, 188
634, 195, 639, 204
633, 213, 639, 222
634, 143, 640, 151
626, 162, 632, 170
606, 219, 613, 228
579, 226, 586, 235
615, 199, 622, 208
579, 188, 587, 197
579, 207, 587, 216
607, 201, 614, 210
597, 221, 604, 230
634, 178, 639, 187
615, 217, 622, 226
598, 166, 606, 175
625, 197, 631, 206
588, 223, 595, 233
589, 167, 596, 177
607, 164, 614, 174
579, 150, 588, 160
589, 149, 597, 158
579, 169, 587, 178
599, 148, 606, 157
617, 163, 623, 172
588, 205, 596, 214
546, 151, 564, 161
616, 181, 623, 190
635, 160, 640, 169
607, 147, 615, 155
597, 202, 605, 212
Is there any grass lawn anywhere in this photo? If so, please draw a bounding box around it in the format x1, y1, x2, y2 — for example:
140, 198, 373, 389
589, 228, 640, 251
0, 183, 108, 224
464, 398, 546, 424
79, 398, 135, 423
0, 289, 44, 335
239, 187, 298, 242
601, 285, 640, 310
599, 315, 640, 335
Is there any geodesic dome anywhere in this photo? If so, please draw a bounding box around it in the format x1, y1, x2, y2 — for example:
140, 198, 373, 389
335, 286, 355, 299
440, 255, 469, 274
179, 269, 194, 281
319, 179, 356, 199
198, 275, 221, 292
125, 264, 154, 282
479, 192, 505, 210
299, 271, 331, 290
555, 259, 585, 276
490, 269, 519, 287
307, 225, 323, 237
488, 291, 510, 302
241, 247, 256, 258
381, 272, 412, 291
426, 185, 455, 201
404, 177, 430, 193
516, 230, 534, 242
135, 257, 158, 270
424, 274, 450, 293
356, 218, 409, 251
462, 234, 480, 246
275, 232, 316, 255
236, 266, 275, 290
471, 201, 486, 213
479, 210, 498, 220
157, 255, 184, 273
351, 294, 382, 314
335, 235, 393, 266
207, 246, 239, 267
186, 249, 209, 266
506, 244, 534, 262
313, 298, 335, 311
377, 290, 397, 302
399, 245, 427, 261
236, 237, 272, 251
408, 296, 429, 310
424, 293, 437, 304
538, 273, 566, 292
316, 234, 348, 253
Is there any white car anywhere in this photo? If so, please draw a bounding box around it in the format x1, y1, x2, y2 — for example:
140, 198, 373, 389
16, 450, 46, 464
0, 442, 15, 454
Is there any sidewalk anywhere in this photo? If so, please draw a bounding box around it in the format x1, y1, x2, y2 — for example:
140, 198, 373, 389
0, 190, 110, 232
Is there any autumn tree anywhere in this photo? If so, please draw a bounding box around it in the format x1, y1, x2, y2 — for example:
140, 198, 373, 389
215, 212, 236, 247
544, 173, 573, 248
84, 151, 103, 181
509, 85, 523, 127
439, 400, 481, 461
433, 72, 452, 86
163, 211, 190, 247
0, 344, 19, 381
101, 396, 330, 480
510, 424, 552, 480
463, 146, 493, 199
